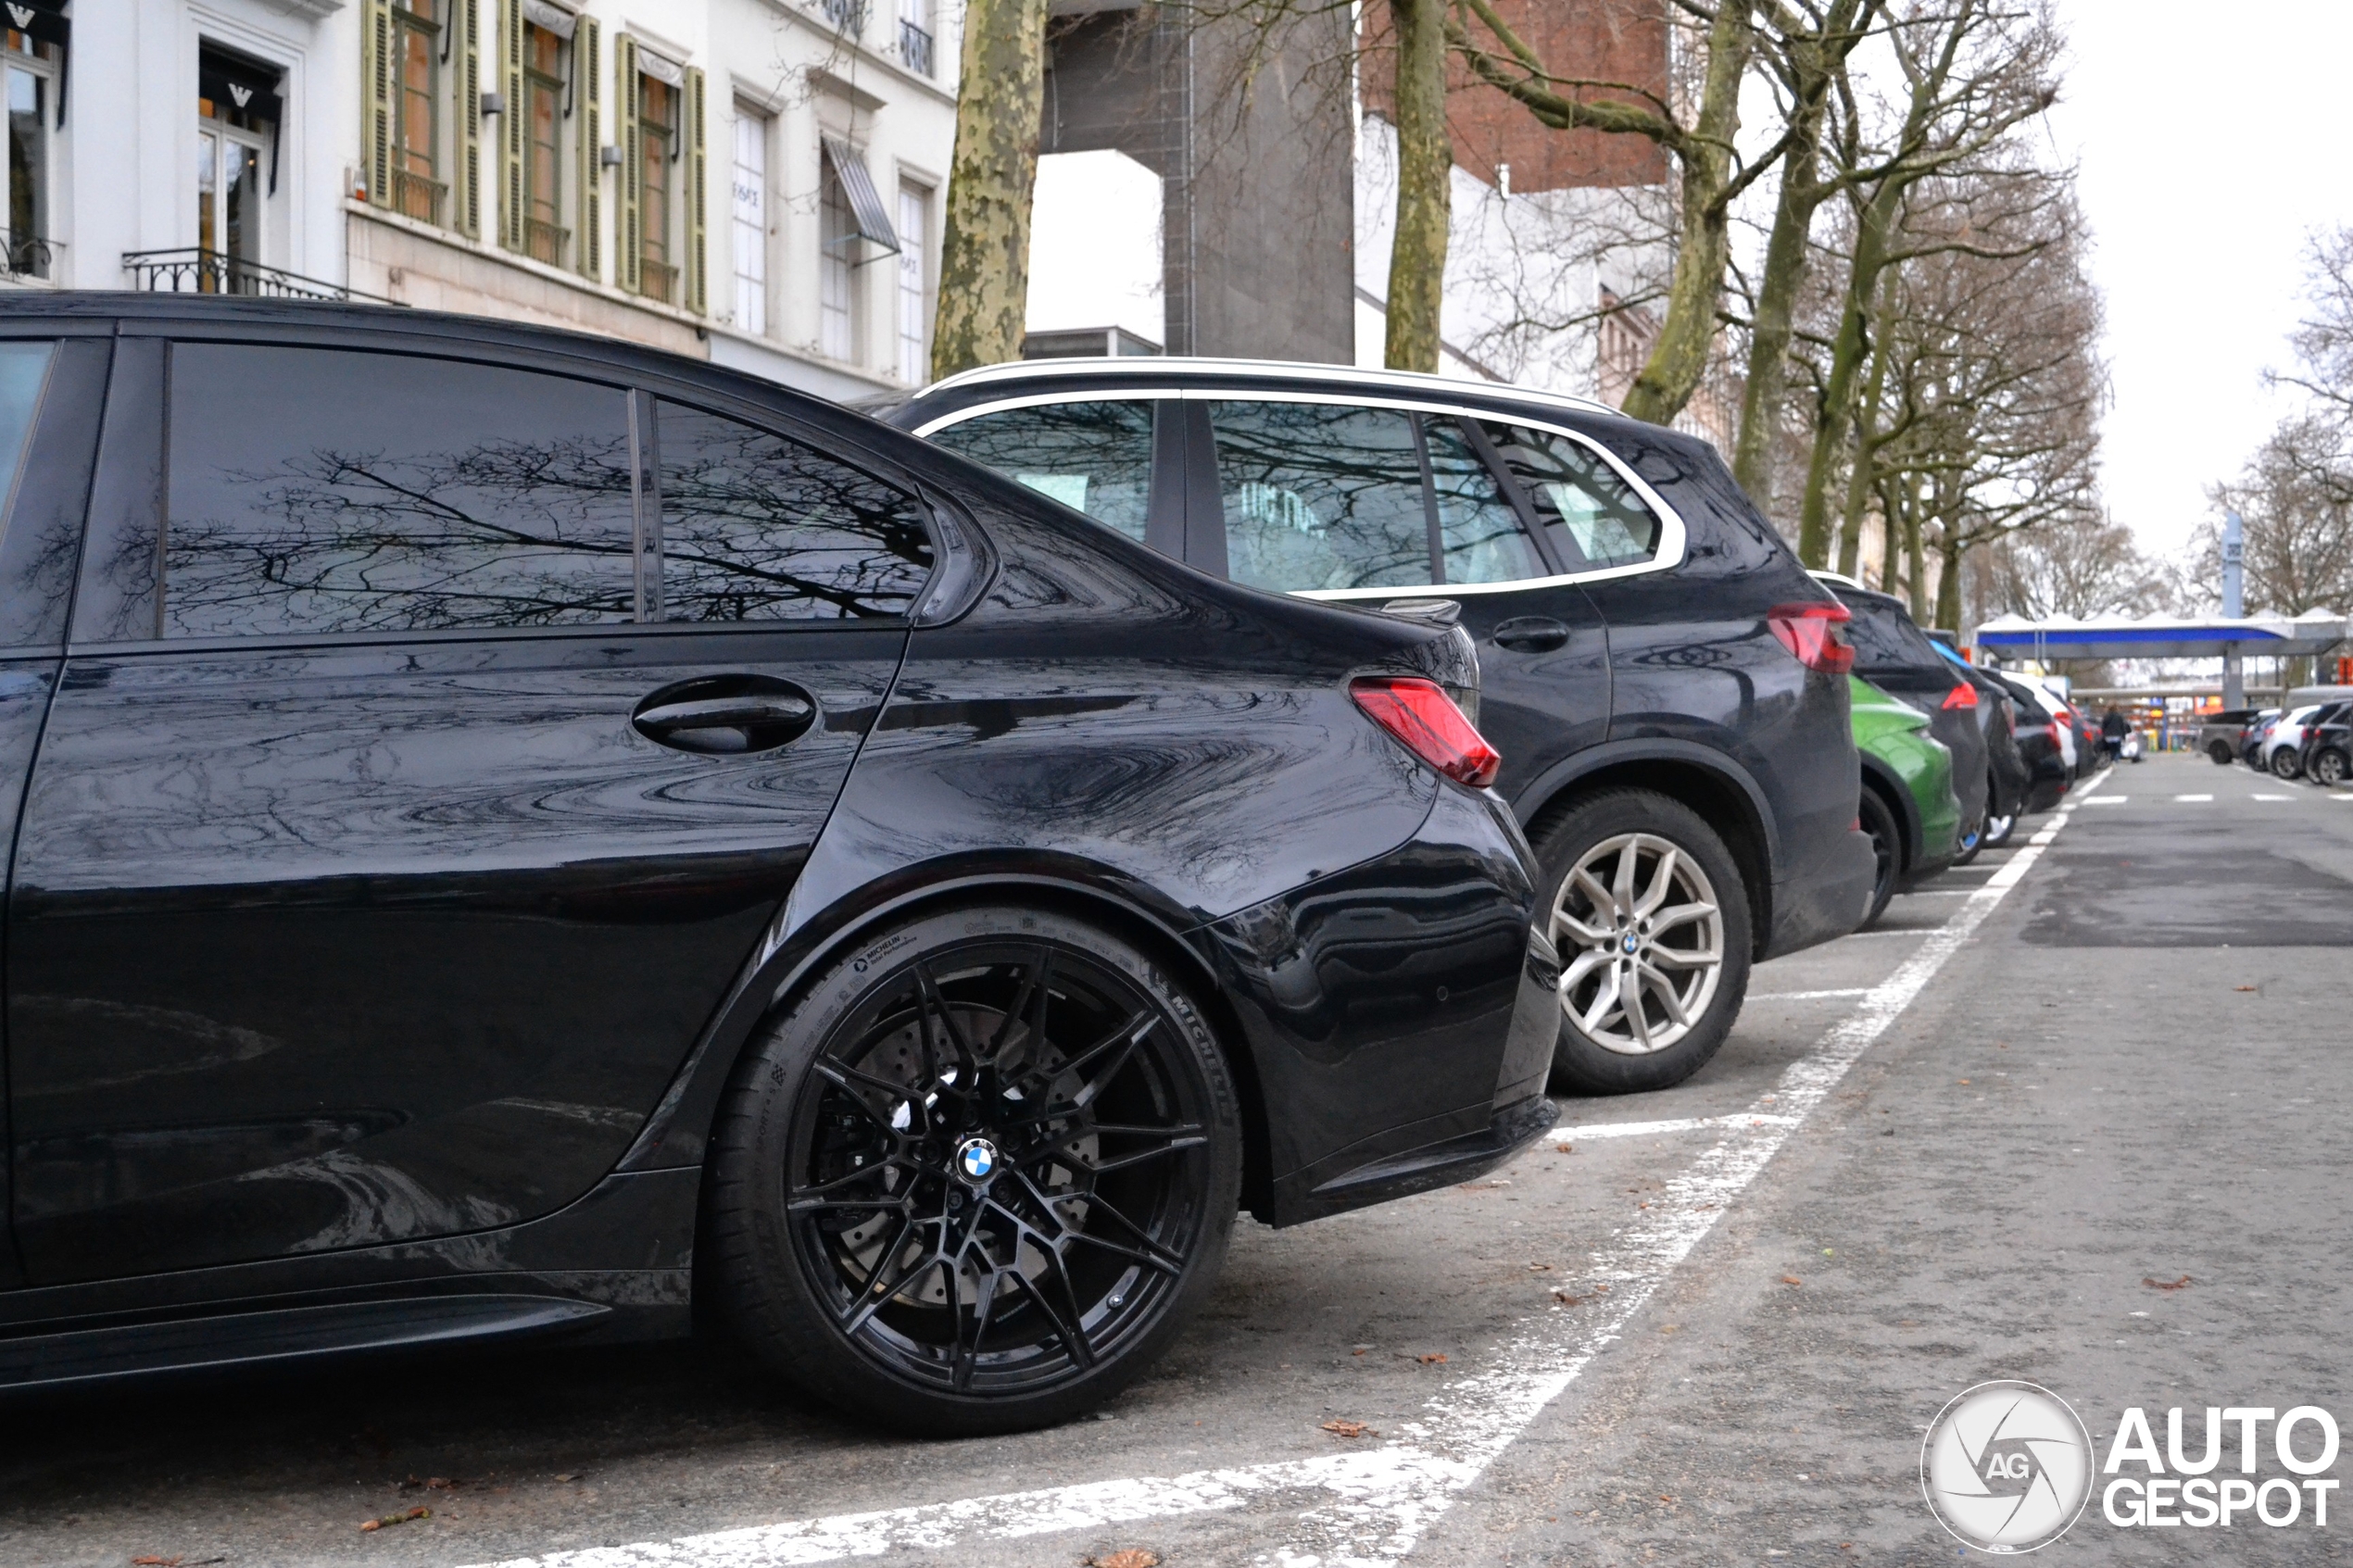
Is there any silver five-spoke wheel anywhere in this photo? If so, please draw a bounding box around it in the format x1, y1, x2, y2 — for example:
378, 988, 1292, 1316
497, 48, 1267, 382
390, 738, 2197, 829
1550, 831, 1726, 1057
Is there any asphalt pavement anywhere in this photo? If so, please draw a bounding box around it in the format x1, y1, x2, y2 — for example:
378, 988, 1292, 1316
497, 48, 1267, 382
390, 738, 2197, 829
4, 749, 2346, 1567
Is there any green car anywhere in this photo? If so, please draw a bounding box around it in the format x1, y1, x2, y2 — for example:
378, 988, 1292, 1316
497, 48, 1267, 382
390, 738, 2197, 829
1849, 675, 1961, 927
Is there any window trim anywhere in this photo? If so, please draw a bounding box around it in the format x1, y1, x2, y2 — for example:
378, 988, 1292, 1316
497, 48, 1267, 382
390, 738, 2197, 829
71, 332, 948, 651
915, 389, 1689, 596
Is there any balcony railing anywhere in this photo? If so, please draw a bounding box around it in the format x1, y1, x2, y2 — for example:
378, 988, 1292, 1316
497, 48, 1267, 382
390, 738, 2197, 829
392, 169, 448, 226
122, 249, 401, 306
900, 19, 933, 75
639, 257, 679, 306
525, 218, 571, 267
3, 232, 54, 280
819, 0, 867, 36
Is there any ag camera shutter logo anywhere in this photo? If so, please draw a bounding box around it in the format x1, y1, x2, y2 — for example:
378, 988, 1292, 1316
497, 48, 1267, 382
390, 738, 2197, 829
1922, 1381, 2094, 1552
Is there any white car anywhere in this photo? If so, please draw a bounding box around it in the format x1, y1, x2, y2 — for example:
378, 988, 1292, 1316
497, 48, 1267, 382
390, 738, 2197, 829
2259, 705, 2326, 779
2008, 673, 2078, 771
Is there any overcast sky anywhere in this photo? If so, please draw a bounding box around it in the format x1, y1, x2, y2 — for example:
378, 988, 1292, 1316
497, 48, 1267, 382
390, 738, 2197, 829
2043, 1, 2353, 560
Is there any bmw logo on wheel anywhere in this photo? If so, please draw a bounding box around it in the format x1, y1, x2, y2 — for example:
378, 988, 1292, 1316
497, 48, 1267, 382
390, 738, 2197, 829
1621, 931, 1641, 954
955, 1136, 1000, 1183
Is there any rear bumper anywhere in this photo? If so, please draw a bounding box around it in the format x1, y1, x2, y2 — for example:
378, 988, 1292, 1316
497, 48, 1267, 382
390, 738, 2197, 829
1195, 783, 1554, 1228
1762, 825, 1877, 960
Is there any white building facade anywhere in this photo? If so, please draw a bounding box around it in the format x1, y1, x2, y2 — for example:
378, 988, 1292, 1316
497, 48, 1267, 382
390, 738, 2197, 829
4, 0, 959, 401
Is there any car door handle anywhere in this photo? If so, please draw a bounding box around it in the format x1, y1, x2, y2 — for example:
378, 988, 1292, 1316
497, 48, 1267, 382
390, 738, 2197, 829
1491, 617, 1571, 653
633, 676, 817, 755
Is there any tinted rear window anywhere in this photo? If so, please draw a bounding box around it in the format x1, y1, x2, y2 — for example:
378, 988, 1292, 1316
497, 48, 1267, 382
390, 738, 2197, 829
1843, 598, 1945, 671
164, 345, 637, 637
926, 400, 1154, 543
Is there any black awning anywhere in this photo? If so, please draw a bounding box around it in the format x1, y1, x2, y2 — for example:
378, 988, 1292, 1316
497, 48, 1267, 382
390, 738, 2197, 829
820, 135, 900, 257
199, 45, 283, 124
1, 0, 68, 51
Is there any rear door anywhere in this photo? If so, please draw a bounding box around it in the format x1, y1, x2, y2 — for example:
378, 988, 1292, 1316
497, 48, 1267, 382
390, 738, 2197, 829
6, 332, 922, 1284
1192, 397, 1612, 798
0, 328, 108, 1292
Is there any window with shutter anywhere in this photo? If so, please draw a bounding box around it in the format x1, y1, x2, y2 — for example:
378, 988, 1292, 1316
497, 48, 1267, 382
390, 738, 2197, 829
361, 0, 394, 207
498, 0, 522, 250
574, 14, 600, 279
684, 67, 706, 316
458, 0, 482, 237
615, 33, 639, 294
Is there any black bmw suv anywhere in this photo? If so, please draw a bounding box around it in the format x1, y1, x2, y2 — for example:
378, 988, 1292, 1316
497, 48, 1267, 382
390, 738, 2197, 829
889, 359, 1876, 1095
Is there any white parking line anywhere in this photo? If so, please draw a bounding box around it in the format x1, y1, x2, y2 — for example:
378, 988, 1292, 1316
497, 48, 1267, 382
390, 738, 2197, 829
464, 806, 2081, 1568
2252, 793, 2296, 801
2083, 796, 2128, 805
1546, 1113, 1801, 1142
2173, 794, 2214, 802
1748, 987, 1870, 1001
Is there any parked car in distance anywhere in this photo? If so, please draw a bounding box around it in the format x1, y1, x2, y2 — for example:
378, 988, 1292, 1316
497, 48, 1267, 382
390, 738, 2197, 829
0, 296, 1564, 1435
1935, 642, 2032, 852
2300, 707, 2353, 785
1813, 575, 1990, 861
889, 358, 1877, 1097
2259, 703, 2331, 779
1987, 671, 2072, 816
1848, 676, 1960, 928
2196, 708, 2265, 766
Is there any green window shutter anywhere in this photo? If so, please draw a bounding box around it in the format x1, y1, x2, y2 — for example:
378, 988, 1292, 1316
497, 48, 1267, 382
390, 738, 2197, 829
362, 0, 393, 207
459, 0, 483, 237
500, 0, 523, 251
575, 15, 602, 280
685, 68, 707, 316
616, 35, 641, 295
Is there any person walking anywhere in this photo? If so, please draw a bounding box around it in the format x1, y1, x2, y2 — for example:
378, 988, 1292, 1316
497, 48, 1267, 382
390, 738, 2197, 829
2100, 707, 2129, 761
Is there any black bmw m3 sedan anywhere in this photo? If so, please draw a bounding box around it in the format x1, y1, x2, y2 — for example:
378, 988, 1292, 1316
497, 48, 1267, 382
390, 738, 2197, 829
0, 298, 1557, 1432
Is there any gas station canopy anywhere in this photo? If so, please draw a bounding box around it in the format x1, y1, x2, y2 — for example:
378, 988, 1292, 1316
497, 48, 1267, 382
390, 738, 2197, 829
1973, 609, 2350, 661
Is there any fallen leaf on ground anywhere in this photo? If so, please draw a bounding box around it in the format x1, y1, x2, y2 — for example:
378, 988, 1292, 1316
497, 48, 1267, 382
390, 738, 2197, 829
1780, 1275, 1803, 1286
1555, 1143, 1575, 1153
553, 1474, 580, 1483
1957, 1079, 1971, 1085
360, 1506, 430, 1532
1321, 1419, 1373, 1438
1527, 1262, 1554, 1272
2144, 1274, 2193, 1291
1351, 1345, 1370, 1355
132, 1557, 182, 1566
1659, 1495, 1676, 1503
1416, 1352, 1449, 1364
2234, 985, 2258, 992
1554, 1290, 1589, 1306
1087, 1550, 1160, 1568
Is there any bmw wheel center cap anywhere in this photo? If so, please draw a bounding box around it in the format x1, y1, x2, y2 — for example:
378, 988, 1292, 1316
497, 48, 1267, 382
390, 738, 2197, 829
955, 1136, 1000, 1184
1621, 931, 1641, 954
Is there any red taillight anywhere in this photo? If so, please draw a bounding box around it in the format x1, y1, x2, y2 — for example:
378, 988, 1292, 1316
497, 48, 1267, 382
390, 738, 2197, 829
1767, 602, 1855, 674
1941, 683, 1979, 710
1350, 676, 1501, 789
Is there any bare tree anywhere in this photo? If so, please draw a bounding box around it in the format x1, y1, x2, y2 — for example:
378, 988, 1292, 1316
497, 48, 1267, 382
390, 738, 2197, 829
1728, 0, 1882, 496
1452, 0, 1780, 426
1789, 0, 2059, 567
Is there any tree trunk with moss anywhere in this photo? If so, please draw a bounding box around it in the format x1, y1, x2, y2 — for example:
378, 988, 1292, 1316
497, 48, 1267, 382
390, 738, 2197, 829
1730, 0, 1873, 498
932, 0, 1053, 379
1834, 267, 1900, 575
1935, 535, 1966, 633
1385, 0, 1452, 372
1619, 1, 1755, 425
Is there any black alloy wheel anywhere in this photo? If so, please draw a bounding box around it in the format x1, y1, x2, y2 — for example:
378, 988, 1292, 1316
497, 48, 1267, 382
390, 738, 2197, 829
2208, 741, 2235, 765
1535, 789, 1752, 1097
704, 908, 1241, 1434
2314, 748, 2349, 787
1857, 788, 1902, 931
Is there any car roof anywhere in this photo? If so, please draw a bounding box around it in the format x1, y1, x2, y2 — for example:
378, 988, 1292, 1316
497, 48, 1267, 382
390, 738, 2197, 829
0, 292, 849, 420
913, 356, 1622, 418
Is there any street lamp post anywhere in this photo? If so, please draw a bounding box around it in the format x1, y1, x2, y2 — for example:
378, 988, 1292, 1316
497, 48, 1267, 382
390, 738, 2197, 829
2222, 508, 2244, 709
